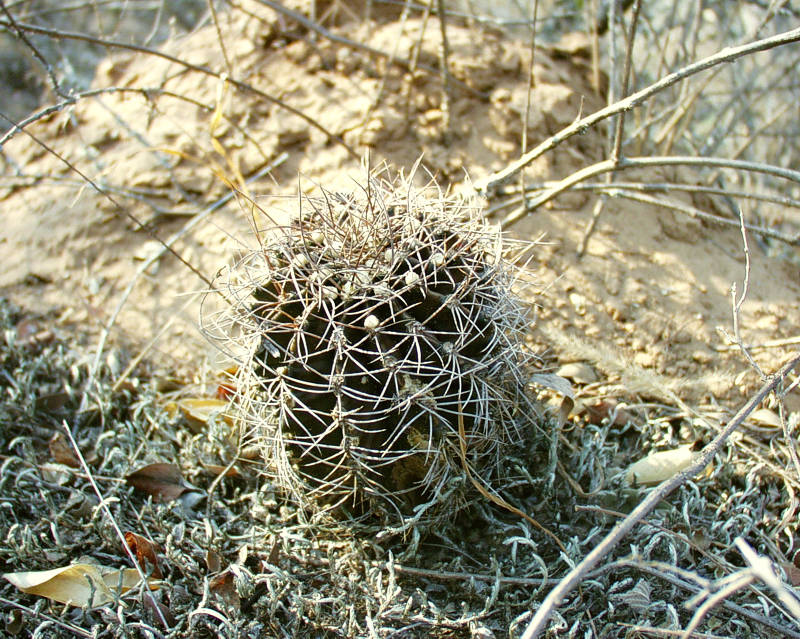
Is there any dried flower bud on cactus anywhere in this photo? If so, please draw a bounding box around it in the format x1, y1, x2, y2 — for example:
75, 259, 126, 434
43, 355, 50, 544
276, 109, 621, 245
204, 170, 543, 528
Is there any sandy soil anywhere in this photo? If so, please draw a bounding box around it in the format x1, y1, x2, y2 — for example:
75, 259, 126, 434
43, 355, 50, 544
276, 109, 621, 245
1, 0, 798, 412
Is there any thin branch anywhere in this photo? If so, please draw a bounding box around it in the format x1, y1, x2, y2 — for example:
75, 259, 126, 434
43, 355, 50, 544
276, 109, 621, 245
390, 564, 558, 587
519, 0, 539, 205
207, 0, 233, 76
735, 537, 800, 622
610, 0, 642, 163
515, 180, 800, 212
436, 0, 451, 131
630, 560, 800, 639
0, 18, 359, 158
0, 0, 66, 98
519, 352, 800, 639
0, 596, 93, 638
61, 422, 169, 629
501, 154, 800, 228
608, 190, 799, 245
0, 110, 213, 289
717, 335, 800, 352
475, 24, 800, 194
0, 85, 272, 168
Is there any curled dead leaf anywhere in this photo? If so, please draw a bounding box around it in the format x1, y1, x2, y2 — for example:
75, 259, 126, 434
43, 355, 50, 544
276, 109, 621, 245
626, 444, 710, 485
2, 563, 156, 608
529, 373, 575, 426
556, 362, 598, 385
125, 463, 188, 502
124, 532, 162, 579
176, 398, 232, 430
48, 432, 81, 468
209, 569, 241, 609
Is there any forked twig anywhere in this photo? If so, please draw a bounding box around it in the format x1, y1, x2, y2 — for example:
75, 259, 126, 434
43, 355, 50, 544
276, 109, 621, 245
627, 559, 800, 638
0, 18, 359, 158
519, 352, 800, 639
734, 538, 800, 623
502, 154, 800, 228
475, 24, 800, 195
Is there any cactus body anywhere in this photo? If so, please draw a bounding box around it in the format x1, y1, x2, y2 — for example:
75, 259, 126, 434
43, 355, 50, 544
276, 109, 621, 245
208, 173, 541, 527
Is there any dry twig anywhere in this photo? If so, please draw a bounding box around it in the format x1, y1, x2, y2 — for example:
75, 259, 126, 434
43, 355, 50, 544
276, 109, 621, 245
520, 352, 800, 639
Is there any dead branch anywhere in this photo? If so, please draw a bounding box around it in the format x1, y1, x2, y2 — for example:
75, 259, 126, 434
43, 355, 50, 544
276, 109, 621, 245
520, 352, 800, 639
476, 24, 800, 195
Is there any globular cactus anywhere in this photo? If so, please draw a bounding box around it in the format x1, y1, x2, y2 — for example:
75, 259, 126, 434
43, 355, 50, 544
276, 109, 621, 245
205, 169, 543, 528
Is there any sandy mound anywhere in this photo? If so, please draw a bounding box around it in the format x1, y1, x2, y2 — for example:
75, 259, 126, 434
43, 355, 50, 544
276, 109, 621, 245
1, 0, 798, 411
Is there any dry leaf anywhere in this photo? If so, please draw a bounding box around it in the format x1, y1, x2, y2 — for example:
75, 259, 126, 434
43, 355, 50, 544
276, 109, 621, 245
2, 564, 146, 608
626, 444, 704, 485
749, 408, 781, 429
556, 362, 598, 384
206, 549, 222, 573
5, 608, 22, 635
782, 562, 800, 587
177, 398, 231, 429
201, 462, 241, 478
48, 432, 81, 468
530, 373, 575, 426
124, 532, 162, 579
35, 391, 70, 413
266, 537, 281, 566
125, 463, 188, 502
209, 569, 241, 609
529, 372, 575, 399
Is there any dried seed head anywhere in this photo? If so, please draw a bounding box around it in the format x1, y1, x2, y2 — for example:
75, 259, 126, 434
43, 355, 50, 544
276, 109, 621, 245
204, 168, 543, 530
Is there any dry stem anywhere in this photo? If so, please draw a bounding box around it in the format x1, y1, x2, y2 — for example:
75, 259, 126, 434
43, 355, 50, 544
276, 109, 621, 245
520, 352, 800, 639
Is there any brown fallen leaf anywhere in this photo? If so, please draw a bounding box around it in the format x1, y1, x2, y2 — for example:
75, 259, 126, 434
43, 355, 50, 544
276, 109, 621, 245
125, 463, 188, 502
48, 432, 81, 468
782, 562, 800, 587
201, 461, 241, 478
209, 569, 241, 609
206, 549, 222, 573
143, 593, 176, 629
583, 399, 632, 427
124, 532, 162, 579
2, 563, 153, 608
